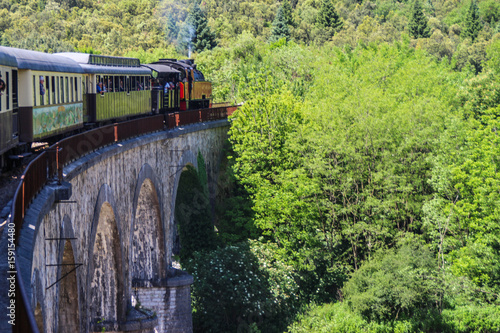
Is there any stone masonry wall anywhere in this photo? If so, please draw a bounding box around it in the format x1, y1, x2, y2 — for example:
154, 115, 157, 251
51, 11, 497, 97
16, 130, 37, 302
13, 120, 229, 332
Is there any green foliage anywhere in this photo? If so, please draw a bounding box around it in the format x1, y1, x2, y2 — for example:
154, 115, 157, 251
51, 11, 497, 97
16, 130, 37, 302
1, 0, 168, 55
424, 72, 500, 305
165, 12, 179, 43
191, 4, 217, 53
458, 71, 500, 120
0, 0, 495, 64
124, 46, 181, 64
317, 0, 342, 31
215, 145, 258, 244
288, 302, 375, 333
176, 19, 195, 56
183, 241, 301, 333
408, 0, 431, 38
270, 5, 291, 42
288, 302, 447, 333
451, 38, 489, 73
343, 243, 441, 321
485, 39, 500, 74
282, 0, 294, 26
446, 113, 500, 294
479, 0, 500, 26
298, 43, 461, 268
441, 305, 500, 332
462, 0, 482, 42
175, 164, 217, 260
289, 302, 500, 332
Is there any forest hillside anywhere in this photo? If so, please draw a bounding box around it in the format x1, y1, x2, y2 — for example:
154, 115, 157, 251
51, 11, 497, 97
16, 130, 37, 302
2, 0, 500, 332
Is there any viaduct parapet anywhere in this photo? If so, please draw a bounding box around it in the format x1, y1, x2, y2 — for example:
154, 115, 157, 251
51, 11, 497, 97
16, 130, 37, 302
10, 120, 229, 332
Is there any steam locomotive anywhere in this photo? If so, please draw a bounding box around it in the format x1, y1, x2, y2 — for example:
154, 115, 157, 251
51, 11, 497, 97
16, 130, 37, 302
0, 46, 212, 169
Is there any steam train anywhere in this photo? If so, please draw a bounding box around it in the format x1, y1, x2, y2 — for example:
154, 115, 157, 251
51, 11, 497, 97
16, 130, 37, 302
0, 46, 212, 169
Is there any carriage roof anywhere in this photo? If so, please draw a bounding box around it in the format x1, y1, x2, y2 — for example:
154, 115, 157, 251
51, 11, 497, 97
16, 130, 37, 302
1, 47, 84, 73
0, 47, 18, 68
57, 52, 151, 75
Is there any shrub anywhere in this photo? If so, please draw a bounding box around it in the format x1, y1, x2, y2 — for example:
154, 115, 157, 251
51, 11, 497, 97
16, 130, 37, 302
442, 305, 500, 333
342, 243, 442, 321
183, 241, 301, 333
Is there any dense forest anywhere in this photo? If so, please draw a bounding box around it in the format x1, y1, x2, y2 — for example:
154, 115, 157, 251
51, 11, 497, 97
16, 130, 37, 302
3, 0, 500, 331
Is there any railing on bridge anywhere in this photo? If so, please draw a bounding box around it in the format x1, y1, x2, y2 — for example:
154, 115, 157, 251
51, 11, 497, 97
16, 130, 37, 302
10, 106, 236, 333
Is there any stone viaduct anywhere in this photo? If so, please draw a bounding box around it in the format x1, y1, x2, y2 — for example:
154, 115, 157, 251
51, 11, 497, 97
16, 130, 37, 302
12, 120, 229, 332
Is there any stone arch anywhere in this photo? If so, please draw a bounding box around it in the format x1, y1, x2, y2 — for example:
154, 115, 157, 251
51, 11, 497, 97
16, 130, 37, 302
130, 163, 165, 286
171, 150, 198, 204
169, 150, 198, 259
56, 215, 80, 333
86, 184, 126, 331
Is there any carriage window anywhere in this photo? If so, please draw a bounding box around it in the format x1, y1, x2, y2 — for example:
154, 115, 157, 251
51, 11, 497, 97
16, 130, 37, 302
65, 77, 69, 103
109, 76, 113, 92
60, 77, 64, 103
75, 77, 79, 101
33, 75, 36, 106
6, 72, 9, 110
70, 77, 74, 102
51, 77, 56, 104
45, 76, 50, 104
56, 77, 60, 104
39, 76, 46, 106
126, 77, 130, 94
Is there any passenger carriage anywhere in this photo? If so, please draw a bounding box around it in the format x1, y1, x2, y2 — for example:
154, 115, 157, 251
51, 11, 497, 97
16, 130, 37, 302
57, 53, 152, 124
0, 47, 19, 168
1, 47, 85, 144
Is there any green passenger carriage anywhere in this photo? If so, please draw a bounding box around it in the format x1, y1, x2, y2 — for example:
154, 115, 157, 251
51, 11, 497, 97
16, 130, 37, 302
57, 53, 152, 124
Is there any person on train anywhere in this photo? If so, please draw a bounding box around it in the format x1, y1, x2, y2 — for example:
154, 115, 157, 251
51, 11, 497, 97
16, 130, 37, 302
0, 74, 5, 96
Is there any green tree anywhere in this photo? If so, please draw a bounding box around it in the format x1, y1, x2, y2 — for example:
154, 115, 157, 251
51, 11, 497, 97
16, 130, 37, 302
176, 20, 195, 55
166, 12, 179, 43
317, 0, 342, 31
408, 0, 431, 38
282, 0, 294, 26
270, 5, 291, 42
190, 4, 217, 53
462, 0, 482, 41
